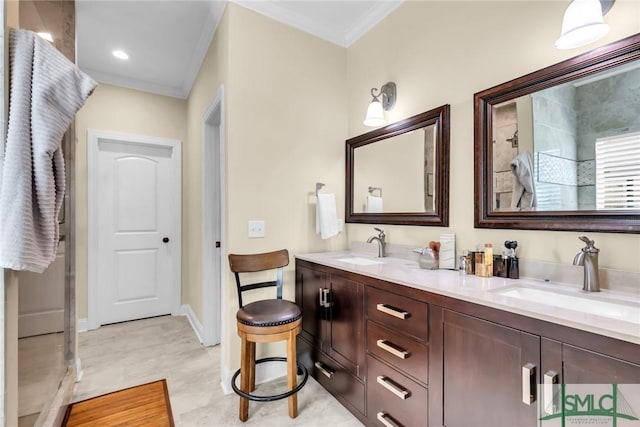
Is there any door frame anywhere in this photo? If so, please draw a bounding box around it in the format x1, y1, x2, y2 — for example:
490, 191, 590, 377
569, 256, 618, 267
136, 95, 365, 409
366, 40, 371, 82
87, 129, 182, 330
201, 86, 225, 349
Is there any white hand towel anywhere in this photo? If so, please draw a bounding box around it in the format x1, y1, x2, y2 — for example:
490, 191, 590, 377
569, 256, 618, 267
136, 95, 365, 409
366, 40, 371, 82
316, 193, 340, 240
510, 151, 537, 211
0, 29, 97, 272
366, 195, 383, 213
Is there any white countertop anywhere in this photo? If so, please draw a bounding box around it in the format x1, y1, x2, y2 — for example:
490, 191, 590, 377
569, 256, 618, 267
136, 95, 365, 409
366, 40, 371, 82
295, 251, 640, 345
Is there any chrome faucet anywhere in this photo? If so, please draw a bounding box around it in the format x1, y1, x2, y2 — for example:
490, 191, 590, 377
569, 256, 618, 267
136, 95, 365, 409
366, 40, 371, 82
367, 227, 386, 258
573, 235, 600, 292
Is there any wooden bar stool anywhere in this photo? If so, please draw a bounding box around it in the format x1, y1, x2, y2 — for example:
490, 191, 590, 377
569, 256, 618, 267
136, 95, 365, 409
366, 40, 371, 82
228, 249, 308, 422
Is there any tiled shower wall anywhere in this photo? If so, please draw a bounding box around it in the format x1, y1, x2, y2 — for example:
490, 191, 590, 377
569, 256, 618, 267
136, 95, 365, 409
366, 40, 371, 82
576, 68, 640, 209
531, 85, 578, 210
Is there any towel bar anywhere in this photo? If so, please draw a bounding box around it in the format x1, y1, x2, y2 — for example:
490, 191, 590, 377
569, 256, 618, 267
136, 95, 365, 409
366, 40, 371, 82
368, 186, 382, 197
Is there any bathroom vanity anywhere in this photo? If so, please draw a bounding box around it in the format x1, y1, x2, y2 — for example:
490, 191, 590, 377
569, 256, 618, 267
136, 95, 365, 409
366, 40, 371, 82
295, 253, 640, 427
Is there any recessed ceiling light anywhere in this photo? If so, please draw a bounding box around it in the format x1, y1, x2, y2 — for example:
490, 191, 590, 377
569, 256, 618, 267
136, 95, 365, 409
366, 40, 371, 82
112, 50, 129, 60
37, 32, 53, 42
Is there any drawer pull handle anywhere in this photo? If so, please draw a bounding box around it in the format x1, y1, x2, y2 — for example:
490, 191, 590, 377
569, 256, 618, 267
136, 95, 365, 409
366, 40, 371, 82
376, 339, 410, 359
522, 363, 536, 405
376, 412, 402, 427
314, 361, 334, 379
377, 375, 410, 400
377, 303, 409, 320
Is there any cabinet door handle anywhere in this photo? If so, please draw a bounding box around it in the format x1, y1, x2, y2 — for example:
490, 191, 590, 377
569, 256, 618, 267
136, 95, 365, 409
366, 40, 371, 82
376, 375, 410, 400
319, 288, 325, 307
323, 288, 332, 307
376, 339, 410, 359
376, 303, 409, 320
376, 412, 402, 427
314, 361, 334, 379
543, 370, 559, 415
522, 363, 537, 405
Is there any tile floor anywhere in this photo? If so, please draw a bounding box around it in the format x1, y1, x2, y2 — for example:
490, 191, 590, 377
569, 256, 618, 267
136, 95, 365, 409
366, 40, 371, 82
18, 332, 66, 426
74, 315, 363, 426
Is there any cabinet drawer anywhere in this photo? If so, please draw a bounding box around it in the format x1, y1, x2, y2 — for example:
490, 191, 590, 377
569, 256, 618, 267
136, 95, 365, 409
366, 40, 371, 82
367, 286, 428, 342
312, 350, 365, 415
367, 355, 428, 427
367, 320, 428, 384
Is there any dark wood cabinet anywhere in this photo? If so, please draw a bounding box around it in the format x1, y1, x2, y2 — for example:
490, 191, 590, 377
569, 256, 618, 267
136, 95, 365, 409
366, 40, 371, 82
296, 265, 325, 346
542, 339, 640, 384
326, 275, 365, 378
296, 259, 640, 427
539, 338, 640, 420
366, 285, 430, 427
295, 261, 366, 420
442, 310, 540, 427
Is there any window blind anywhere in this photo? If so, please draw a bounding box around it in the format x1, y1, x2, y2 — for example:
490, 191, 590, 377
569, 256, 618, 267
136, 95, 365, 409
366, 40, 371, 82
595, 132, 640, 209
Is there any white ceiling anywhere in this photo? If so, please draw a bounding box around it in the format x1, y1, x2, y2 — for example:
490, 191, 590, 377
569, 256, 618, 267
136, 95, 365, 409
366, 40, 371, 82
76, 0, 403, 99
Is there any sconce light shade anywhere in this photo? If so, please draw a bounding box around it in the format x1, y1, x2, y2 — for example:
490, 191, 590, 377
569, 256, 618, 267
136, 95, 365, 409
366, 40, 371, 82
364, 100, 385, 127
555, 0, 610, 49
363, 82, 397, 127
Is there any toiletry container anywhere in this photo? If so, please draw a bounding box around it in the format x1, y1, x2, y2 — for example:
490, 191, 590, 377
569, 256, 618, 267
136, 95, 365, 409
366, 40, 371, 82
458, 253, 468, 275
468, 250, 477, 274
484, 244, 493, 277
416, 248, 437, 270
474, 251, 487, 277
507, 257, 519, 279
493, 255, 507, 277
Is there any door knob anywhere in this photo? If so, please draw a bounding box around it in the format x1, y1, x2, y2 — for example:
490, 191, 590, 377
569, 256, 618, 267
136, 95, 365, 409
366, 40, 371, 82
162, 237, 170, 243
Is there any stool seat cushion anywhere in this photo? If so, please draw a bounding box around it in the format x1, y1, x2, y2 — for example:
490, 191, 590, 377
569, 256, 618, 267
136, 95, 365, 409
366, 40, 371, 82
237, 299, 301, 327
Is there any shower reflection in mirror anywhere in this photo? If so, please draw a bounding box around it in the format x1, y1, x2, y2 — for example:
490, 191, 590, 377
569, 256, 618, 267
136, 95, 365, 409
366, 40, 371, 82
491, 64, 640, 212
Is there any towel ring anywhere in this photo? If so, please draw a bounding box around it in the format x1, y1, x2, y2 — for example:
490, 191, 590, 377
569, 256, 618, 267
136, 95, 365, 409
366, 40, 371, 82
316, 182, 325, 196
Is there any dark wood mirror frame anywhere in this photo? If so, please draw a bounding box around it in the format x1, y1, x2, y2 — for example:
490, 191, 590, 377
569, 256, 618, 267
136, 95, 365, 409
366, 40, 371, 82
474, 33, 640, 233
346, 104, 450, 226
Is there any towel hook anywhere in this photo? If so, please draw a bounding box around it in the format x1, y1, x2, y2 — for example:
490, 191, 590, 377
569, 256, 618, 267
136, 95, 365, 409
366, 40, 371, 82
368, 186, 382, 197
316, 182, 325, 196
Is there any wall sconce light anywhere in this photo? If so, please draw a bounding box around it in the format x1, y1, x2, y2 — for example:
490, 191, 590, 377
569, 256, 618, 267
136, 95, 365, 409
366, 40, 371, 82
363, 82, 396, 127
555, 0, 614, 49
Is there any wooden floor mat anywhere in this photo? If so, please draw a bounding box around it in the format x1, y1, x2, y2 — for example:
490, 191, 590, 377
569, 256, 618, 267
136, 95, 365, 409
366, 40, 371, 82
63, 379, 174, 427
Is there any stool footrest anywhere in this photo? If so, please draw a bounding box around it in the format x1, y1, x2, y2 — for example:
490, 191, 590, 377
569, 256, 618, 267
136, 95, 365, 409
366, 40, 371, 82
231, 357, 309, 402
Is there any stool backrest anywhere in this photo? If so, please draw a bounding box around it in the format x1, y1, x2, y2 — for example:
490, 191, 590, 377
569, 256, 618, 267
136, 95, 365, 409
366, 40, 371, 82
228, 249, 290, 308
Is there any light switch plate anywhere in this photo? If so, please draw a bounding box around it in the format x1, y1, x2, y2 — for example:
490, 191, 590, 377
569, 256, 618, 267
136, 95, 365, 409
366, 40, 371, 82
248, 220, 265, 238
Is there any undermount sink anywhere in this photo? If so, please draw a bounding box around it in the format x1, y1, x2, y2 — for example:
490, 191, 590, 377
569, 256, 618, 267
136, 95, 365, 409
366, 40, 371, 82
493, 285, 640, 323
334, 256, 384, 266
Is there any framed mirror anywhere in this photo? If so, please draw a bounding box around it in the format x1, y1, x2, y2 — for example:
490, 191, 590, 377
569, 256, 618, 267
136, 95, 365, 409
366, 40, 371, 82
346, 104, 450, 226
475, 33, 640, 233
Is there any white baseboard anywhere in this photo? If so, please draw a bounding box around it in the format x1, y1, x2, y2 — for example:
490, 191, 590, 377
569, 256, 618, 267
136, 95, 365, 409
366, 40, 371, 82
220, 360, 287, 396
77, 318, 88, 333
180, 304, 204, 344
18, 310, 64, 338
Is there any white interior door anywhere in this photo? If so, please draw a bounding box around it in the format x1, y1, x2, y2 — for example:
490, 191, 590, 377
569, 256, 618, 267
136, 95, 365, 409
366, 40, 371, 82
89, 131, 181, 328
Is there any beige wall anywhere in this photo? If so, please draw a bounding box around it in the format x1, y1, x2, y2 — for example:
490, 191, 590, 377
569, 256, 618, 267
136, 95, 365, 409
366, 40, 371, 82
182, 5, 230, 324
346, 1, 640, 271
186, 3, 348, 372
74, 84, 187, 319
